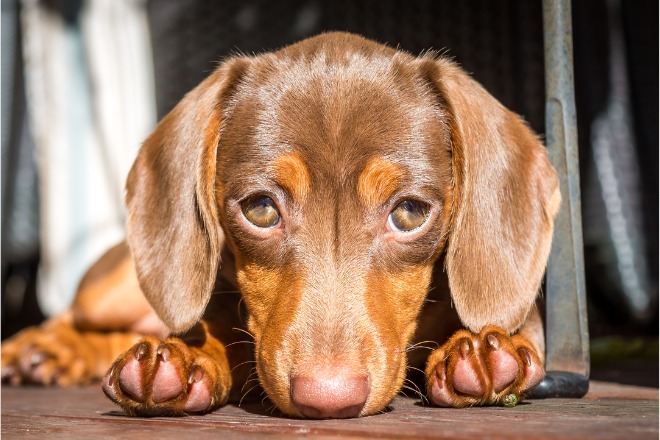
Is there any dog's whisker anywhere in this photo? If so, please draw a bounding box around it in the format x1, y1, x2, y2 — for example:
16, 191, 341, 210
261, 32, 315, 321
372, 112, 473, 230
405, 377, 425, 395
226, 340, 256, 347
401, 384, 426, 402
236, 296, 245, 320
406, 340, 439, 352
240, 377, 261, 394
242, 368, 259, 385
230, 360, 257, 373
403, 378, 428, 403
240, 368, 260, 390
404, 345, 435, 353
399, 385, 424, 400
231, 327, 255, 340
373, 406, 390, 416
239, 384, 260, 407
405, 365, 427, 376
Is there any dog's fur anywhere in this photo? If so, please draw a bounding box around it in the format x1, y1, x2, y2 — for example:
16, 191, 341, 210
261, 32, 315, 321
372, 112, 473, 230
1, 33, 559, 418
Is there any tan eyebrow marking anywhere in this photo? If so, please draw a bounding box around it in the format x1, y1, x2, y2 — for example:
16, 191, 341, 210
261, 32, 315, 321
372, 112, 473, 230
273, 151, 311, 202
357, 157, 404, 206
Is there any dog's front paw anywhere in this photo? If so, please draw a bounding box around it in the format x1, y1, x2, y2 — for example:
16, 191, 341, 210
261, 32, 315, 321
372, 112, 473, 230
425, 326, 544, 408
1, 318, 102, 386
102, 336, 231, 416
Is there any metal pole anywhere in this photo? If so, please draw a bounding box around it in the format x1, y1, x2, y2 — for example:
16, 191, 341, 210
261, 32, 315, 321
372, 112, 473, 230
532, 0, 590, 398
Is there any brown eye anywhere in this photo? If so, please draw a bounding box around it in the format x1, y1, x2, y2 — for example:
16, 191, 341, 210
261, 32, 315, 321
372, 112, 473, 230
388, 200, 430, 232
242, 196, 281, 228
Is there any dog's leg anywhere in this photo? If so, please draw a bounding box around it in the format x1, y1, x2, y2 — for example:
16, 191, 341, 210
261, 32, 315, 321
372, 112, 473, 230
425, 324, 545, 407
102, 320, 232, 416
2, 243, 156, 386
1, 313, 141, 386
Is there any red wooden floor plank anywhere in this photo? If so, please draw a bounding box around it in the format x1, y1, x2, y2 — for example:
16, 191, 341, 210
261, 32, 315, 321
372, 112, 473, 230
2, 382, 657, 439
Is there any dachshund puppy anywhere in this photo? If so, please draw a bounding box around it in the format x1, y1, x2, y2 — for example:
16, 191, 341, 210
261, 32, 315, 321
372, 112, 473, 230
2, 32, 559, 418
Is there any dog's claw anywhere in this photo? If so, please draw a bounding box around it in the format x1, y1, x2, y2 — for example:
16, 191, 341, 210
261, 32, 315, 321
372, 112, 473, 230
435, 363, 446, 382
157, 346, 170, 362
519, 348, 532, 367
30, 352, 46, 367
107, 361, 118, 387
486, 333, 500, 350
2, 365, 16, 380
459, 340, 470, 358
135, 343, 148, 361
189, 365, 204, 384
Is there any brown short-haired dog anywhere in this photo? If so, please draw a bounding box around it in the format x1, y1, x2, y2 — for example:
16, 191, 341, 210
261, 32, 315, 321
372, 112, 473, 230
2, 32, 559, 418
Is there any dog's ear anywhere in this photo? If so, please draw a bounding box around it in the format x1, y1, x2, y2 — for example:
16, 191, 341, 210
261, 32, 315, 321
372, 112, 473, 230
422, 58, 561, 333
125, 58, 249, 333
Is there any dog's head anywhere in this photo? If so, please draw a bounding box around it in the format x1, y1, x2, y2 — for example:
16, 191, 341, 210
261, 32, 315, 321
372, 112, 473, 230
125, 33, 559, 417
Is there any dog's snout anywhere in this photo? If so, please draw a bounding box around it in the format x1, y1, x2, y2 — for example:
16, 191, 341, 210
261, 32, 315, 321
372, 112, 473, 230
290, 371, 369, 419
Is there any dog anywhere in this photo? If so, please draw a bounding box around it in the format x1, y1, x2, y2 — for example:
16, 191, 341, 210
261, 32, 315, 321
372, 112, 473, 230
1, 32, 559, 418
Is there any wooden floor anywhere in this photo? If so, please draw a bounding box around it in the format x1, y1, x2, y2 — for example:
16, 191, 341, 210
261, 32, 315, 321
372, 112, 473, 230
2, 381, 657, 439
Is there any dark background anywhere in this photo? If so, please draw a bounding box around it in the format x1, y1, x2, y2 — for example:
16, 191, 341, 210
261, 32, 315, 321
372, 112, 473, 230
2, 0, 658, 385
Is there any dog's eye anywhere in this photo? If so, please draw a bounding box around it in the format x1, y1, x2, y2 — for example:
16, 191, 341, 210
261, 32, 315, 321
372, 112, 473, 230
242, 196, 281, 228
388, 200, 430, 232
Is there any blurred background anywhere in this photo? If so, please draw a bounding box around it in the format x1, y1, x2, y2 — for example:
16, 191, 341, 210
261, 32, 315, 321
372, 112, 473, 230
2, 0, 657, 387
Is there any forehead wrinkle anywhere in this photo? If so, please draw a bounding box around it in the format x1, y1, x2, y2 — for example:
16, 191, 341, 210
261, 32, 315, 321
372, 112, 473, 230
242, 50, 446, 199
259, 50, 403, 133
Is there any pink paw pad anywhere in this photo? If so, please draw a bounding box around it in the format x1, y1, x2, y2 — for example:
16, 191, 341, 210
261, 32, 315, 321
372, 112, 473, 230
485, 334, 519, 393
151, 347, 184, 403
183, 366, 211, 412
429, 362, 455, 407
519, 348, 545, 390
118, 344, 147, 401
451, 340, 485, 397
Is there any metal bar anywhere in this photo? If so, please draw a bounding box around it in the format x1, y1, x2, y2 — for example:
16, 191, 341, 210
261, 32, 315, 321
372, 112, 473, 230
532, 0, 590, 398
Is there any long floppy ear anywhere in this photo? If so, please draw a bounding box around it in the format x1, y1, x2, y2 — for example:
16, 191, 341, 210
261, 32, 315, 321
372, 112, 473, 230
424, 58, 561, 333
126, 58, 249, 333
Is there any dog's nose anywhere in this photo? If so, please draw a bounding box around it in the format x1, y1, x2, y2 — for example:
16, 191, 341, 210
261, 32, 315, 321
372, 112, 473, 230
290, 371, 369, 418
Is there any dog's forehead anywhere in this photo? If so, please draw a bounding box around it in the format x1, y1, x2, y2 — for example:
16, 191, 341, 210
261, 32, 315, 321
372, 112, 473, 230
219, 49, 448, 197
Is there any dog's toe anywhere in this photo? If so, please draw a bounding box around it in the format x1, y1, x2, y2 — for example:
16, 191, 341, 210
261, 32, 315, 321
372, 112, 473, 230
517, 346, 545, 391
182, 366, 212, 412
484, 332, 520, 393
117, 344, 148, 401
151, 346, 185, 403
